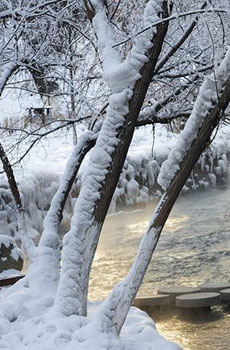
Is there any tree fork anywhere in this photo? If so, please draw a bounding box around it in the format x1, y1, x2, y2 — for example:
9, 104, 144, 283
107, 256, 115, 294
94, 1, 170, 224
54, 0, 171, 317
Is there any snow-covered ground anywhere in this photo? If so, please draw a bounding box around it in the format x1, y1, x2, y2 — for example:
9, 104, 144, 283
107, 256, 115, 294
0, 277, 180, 350
0, 124, 183, 350
0, 91, 230, 350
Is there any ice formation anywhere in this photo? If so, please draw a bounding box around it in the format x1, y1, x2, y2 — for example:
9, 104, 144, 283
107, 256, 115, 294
158, 47, 230, 190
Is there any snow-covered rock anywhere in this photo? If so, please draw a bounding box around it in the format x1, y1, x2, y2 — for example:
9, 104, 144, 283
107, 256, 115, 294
0, 235, 23, 273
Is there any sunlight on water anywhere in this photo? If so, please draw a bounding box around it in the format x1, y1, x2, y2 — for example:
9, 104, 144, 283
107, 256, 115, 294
89, 188, 230, 349
154, 306, 230, 350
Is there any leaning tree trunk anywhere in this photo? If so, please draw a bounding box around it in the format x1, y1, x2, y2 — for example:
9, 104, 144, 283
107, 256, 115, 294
0, 142, 35, 260
54, 0, 170, 317
99, 50, 230, 333
24, 126, 99, 297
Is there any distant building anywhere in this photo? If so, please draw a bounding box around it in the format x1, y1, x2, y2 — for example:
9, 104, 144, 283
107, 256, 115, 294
24, 106, 53, 127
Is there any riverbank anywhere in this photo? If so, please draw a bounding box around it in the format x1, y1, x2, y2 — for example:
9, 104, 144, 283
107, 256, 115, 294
1, 124, 230, 238
1, 124, 230, 349
88, 186, 230, 350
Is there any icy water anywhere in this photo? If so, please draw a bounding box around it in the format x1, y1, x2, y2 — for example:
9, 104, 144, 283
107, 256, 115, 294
89, 187, 230, 350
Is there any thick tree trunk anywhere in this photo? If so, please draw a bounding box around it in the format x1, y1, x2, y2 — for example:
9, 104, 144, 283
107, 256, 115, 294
29, 66, 59, 121
54, 1, 170, 317
30, 66, 59, 100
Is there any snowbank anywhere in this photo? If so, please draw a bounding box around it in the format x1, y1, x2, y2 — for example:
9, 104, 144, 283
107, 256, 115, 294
121, 306, 180, 350
0, 171, 60, 239
0, 280, 180, 350
110, 124, 230, 209
0, 124, 230, 238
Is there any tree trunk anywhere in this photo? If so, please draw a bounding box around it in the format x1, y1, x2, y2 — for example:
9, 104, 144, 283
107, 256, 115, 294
54, 0, 170, 317
101, 77, 230, 333
0, 142, 35, 260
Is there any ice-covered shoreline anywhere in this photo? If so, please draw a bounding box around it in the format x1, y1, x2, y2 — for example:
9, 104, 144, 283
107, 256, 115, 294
0, 124, 230, 238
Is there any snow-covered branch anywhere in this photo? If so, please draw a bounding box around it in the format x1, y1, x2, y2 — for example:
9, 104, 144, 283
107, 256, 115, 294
0, 61, 18, 96
112, 6, 229, 48
154, 1, 207, 75
158, 47, 230, 189
40, 127, 99, 251
54, 0, 169, 317
24, 126, 99, 295
99, 48, 230, 334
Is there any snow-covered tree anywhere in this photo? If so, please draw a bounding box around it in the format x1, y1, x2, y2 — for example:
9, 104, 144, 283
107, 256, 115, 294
0, 1, 230, 349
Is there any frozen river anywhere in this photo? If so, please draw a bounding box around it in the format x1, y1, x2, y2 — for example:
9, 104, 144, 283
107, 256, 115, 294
89, 187, 230, 349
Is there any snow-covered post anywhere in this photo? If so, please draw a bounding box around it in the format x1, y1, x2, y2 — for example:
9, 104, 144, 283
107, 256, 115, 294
98, 48, 230, 333
54, 0, 170, 316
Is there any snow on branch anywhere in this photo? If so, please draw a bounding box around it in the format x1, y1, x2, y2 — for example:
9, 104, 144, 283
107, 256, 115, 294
25, 127, 99, 299
55, 0, 167, 317
112, 6, 230, 48
0, 61, 18, 96
0, 142, 35, 261
39, 128, 98, 251
158, 47, 230, 190
92, 0, 163, 93
97, 60, 230, 336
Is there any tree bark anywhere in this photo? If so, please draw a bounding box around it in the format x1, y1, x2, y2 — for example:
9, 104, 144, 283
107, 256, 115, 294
0, 62, 18, 95
0, 143, 22, 212
0, 142, 35, 259
54, 1, 170, 317
102, 78, 230, 333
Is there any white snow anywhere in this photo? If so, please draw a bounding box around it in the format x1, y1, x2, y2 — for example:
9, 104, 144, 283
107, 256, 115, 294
0, 121, 230, 241
0, 2, 230, 349
158, 47, 230, 190
0, 285, 180, 350
0, 235, 24, 261
0, 269, 23, 278
0, 234, 16, 248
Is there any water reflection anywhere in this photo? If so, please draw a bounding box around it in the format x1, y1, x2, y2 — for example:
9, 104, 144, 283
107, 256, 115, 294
89, 188, 230, 349
89, 190, 230, 299
155, 306, 230, 350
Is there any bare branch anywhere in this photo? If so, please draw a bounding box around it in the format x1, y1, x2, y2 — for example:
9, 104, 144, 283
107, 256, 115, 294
154, 2, 208, 74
